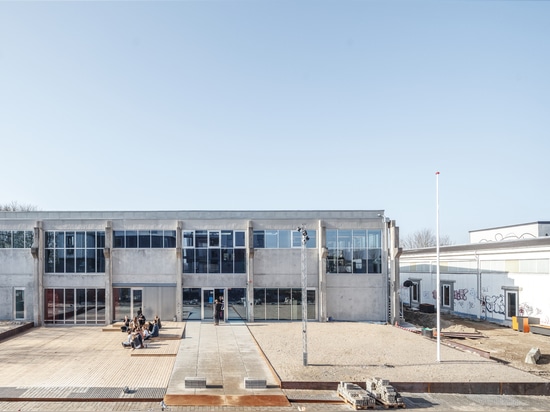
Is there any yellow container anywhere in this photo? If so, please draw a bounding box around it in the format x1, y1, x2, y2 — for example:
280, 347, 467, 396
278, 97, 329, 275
512, 316, 518, 330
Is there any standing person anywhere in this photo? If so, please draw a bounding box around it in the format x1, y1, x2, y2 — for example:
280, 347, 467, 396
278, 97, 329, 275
214, 299, 221, 325
219, 295, 224, 322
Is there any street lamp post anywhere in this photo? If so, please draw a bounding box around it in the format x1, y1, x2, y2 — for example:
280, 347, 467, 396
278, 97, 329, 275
297, 224, 309, 366
378, 214, 390, 324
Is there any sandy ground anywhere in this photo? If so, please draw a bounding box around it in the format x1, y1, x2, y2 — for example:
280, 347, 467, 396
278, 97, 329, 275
247, 318, 550, 384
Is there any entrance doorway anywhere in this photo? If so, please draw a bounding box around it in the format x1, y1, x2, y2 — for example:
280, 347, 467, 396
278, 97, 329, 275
201, 288, 247, 321
113, 287, 143, 321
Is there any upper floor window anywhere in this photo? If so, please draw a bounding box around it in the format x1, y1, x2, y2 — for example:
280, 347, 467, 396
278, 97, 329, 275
45, 231, 105, 273
113, 230, 176, 248
253, 229, 317, 249
326, 229, 382, 274
182, 230, 246, 274
0, 230, 34, 248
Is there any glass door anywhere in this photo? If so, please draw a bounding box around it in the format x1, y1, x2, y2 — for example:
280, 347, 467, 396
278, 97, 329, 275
203, 288, 214, 320
132, 288, 143, 318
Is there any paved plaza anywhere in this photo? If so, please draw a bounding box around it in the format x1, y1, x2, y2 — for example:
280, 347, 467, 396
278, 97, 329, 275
0, 321, 548, 411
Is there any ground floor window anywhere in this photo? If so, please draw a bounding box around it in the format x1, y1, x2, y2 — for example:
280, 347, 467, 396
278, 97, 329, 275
183, 288, 247, 321
113, 288, 144, 321
15, 288, 25, 320
44, 288, 105, 325
253, 288, 316, 320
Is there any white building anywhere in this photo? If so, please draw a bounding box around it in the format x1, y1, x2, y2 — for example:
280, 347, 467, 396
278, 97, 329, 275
0, 210, 400, 326
400, 222, 550, 327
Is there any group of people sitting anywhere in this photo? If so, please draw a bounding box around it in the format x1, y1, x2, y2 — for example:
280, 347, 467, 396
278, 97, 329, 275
121, 312, 162, 350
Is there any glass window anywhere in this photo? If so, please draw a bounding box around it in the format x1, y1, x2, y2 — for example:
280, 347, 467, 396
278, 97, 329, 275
65, 231, 75, 248
164, 230, 176, 248
55, 232, 64, 248
208, 249, 220, 273
66, 249, 75, 272
0, 231, 11, 248
253, 231, 265, 248
12, 231, 25, 248
125, 231, 137, 248
221, 230, 233, 247
221, 248, 234, 273
139, 230, 151, 248
86, 249, 96, 272
152, 230, 163, 248
76, 249, 86, 273
195, 230, 208, 248
55, 249, 64, 273
46, 231, 55, 248
279, 230, 291, 248
113, 231, 125, 248
76, 231, 86, 248
196, 248, 208, 273
25, 231, 34, 248
265, 230, 278, 248
209, 231, 220, 247
234, 249, 246, 273
183, 231, 194, 248
183, 249, 195, 273
235, 231, 246, 247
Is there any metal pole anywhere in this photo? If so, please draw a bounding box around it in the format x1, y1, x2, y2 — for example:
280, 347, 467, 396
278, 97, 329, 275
436, 172, 441, 362
298, 224, 309, 366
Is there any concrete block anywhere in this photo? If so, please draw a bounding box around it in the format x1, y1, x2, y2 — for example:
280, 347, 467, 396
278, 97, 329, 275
244, 377, 266, 389
524, 347, 541, 364
185, 377, 206, 388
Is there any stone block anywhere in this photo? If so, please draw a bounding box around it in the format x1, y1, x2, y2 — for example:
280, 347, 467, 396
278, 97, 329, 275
524, 347, 541, 364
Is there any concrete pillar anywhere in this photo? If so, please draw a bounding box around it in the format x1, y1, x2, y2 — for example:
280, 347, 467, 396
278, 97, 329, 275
318, 221, 327, 322
175, 221, 183, 322
247, 221, 254, 322
104, 221, 112, 325
31, 221, 43, 326
389, 221, 402, 325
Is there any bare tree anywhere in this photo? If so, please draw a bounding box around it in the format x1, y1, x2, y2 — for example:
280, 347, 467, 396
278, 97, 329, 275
401, 228, 453, 249
0, 201, 38, 211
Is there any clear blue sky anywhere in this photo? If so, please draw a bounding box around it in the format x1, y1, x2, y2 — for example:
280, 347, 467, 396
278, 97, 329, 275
1, 0, 549, 245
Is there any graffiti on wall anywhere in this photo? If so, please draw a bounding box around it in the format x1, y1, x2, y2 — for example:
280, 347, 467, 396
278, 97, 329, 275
519, 302, 542, 317
483, 294, 505, 316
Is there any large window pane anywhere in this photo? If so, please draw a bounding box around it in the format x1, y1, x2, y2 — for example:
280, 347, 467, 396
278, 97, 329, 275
13, 231, 25, 248
164, 230, 176, 248
113, 231, 125, 248
209, 231, 220, 247
253, 289, 265, 320
125, 231, 137, 248
76, 249, 86, 273
253, 231, 265, 248
0, 231, 11, 248
183, 249, 195, 273
66, 249, 75, 272
279, 288, 292, 320
265, 289, 279, 320
76, 289, 86, 324
183, 231, 194, 248
86, 249, 96, 272
24, 231, 34, 248
55, 249, 65, 273
195, 231, 208, 247
65, 289, 75, 323
152, 230, 163, 248
234, 249, 246, 273
97, 289, 106, 323
208, 249, 220, 273
279, 230, 291, 248
221, 248, 234, 273
196, 249, 208, 273
234, 231, 246, 247
221, 230, 233, 247
265, 230, 278, 248
139, 230, 151, 248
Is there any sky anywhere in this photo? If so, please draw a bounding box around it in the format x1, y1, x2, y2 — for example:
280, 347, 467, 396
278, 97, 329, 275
1, 0, 549, 245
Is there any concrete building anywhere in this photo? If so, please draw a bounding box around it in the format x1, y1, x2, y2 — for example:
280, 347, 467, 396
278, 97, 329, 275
400, 222, 550, 327
0, 210, 401, 326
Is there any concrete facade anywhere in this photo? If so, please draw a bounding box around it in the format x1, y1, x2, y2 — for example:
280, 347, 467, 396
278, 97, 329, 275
0, 210, 399, 325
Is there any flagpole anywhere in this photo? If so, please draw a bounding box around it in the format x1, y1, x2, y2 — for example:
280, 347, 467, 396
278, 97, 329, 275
436, 171, 441, 362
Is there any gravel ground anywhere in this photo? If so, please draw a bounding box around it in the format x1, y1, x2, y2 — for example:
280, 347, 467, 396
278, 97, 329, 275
247, 321, 549, 383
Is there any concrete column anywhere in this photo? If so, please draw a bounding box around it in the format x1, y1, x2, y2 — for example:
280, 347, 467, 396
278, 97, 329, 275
31, 221, 43, 326
175, 221, 183, 322
247, 221, 254, 322
104, 221, 112, 325
389, 221, 403, 325
318, 221, 328, 322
